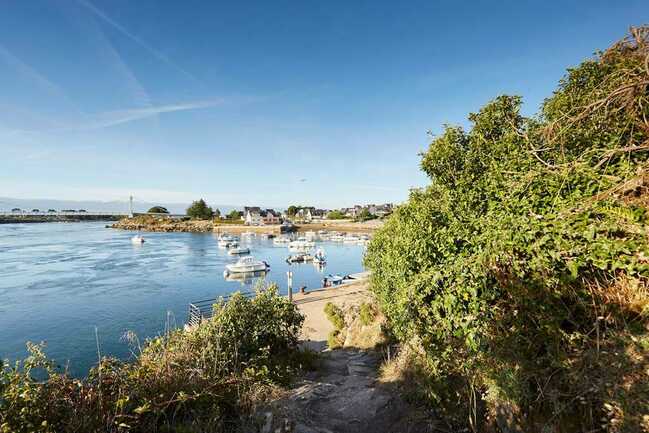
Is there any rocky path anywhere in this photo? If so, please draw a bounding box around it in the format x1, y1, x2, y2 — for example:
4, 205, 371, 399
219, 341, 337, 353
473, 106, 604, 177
261, 348, 434, 433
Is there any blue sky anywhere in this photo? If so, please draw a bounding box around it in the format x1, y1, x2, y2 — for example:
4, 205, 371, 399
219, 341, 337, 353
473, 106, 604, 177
0, 1, 646, 209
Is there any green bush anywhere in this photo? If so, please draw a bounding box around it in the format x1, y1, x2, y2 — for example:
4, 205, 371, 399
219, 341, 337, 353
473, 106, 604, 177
186, 199, 214, 220
146, 206, 168, 214
359, 302, 376, 326
326, 210, 346, 220
327, 330, 343, 349
0, 286, 304, 433
323, 302, 345, 330
365, 27, 649, 432
354, 209, 376, 222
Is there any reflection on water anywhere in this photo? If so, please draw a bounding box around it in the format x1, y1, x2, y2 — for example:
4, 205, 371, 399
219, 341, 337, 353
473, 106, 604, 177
0, 223, 366, 376
223, 269, 269, 285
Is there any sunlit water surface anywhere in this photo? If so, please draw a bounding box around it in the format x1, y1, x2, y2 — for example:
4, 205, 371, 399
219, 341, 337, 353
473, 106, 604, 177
0, 222, 365, 376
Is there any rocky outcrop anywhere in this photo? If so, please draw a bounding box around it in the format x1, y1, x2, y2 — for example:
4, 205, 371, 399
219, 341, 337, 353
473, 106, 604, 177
111, 216, 214, 232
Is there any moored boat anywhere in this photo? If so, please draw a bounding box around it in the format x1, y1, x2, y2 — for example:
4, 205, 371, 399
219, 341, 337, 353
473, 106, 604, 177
228, 246, 250, 255
225, 256, 269, 274
217, 235, 237, 248
273, 236, 291, 245
286, 252, 314, 263
313, 248, 326, 264
289, 237, 315, 249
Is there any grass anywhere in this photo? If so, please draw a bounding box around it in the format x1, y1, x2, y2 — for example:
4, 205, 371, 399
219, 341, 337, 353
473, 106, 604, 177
0, 287, 305, 433
324, 302, 345, 330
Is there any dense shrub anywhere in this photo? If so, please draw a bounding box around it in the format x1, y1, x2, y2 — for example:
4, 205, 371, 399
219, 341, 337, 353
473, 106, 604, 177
324, 303, 346, 349
147, 206, 169, 214
326, 210, 347, 220
359, 302, 377, 326
186, 199, 214, 220
0, 286, 304, 433
365, 27, 649, 432
324, 302, 345, 330
354, 209, 377, 222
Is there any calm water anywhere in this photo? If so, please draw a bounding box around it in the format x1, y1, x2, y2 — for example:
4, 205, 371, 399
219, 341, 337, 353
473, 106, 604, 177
0, 222, 366, 376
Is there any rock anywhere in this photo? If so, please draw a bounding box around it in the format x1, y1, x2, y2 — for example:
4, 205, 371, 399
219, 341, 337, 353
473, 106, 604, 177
261, 412, 273, 433
268, 348, 431, 433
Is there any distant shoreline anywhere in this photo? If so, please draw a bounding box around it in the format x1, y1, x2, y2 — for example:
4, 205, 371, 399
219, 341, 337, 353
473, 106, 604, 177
110, 215, 383, 233
0, 215, 122, 224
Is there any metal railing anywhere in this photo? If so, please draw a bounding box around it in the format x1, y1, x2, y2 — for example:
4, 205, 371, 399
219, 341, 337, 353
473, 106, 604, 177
187, 290, 256, 327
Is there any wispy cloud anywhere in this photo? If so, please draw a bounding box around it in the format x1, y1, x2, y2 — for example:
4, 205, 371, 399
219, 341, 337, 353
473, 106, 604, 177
77, 0, 200, 84
2, 99, 224, 134
0, 43, 75, 106
73, 99, 224, 130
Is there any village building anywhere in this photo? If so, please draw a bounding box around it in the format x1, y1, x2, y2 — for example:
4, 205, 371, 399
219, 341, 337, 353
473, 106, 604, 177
244, 206, 282, 225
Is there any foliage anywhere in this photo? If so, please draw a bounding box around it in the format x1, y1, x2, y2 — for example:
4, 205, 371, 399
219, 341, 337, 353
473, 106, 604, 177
327, 330, 343, 349
365, 27, 649, 432
0, 286, 304, 433
287, 206, 299, 217
324, 302, 345, 330
354, 208, 376, 222
146, 206, 169, 214
213, 208, 221, 218
326, 210, 347, 220
359, 302, 377, 326
227, 210, 241, 220
186, 199, 214, 220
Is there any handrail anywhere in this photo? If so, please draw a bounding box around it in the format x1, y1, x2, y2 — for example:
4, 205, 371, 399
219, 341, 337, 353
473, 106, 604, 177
187, 290, 256, 326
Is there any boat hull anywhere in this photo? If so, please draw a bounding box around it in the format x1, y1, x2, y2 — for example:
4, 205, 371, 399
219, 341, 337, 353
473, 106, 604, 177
225, 263, 268, 273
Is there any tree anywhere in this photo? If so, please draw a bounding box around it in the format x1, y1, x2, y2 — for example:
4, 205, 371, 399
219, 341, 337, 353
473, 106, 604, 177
365, 27, 649, 431
326, 210, 346, 220
287, 205, 299, 217
213, 208, 221, 219
186, 199, 214, 220
147, 206, 169, 214
355, 209, 375, 222
227, 210, 241, 220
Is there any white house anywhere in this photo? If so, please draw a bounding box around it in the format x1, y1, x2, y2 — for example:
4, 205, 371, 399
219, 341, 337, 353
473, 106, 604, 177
244, 206, 263, 225
307, 209, 328, 221
262, 209, 281, 225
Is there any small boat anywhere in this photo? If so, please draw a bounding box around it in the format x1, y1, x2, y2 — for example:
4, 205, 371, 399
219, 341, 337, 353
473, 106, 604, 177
228, 247, 250, 255
343, 235, 360, 243
240, 231, 256, 237
304, 231, 317, 240
225, 256, 269, 274
217, 235, 237, 248
131, 235, 145, 244
286, 252, 313, 263
330, 233, 345, 241
289, 237, 315, 249
313, 248, 326, 264
323, 274, 352, 287
273, 236, 291, 245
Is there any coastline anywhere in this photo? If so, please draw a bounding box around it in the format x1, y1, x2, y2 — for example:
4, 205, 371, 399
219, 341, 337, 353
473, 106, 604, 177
0, 214, 122, 224
110, 215, 384, 233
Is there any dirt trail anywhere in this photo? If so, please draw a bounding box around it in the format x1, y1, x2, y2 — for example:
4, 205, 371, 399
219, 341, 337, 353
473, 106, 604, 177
259, 282, 434, 433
